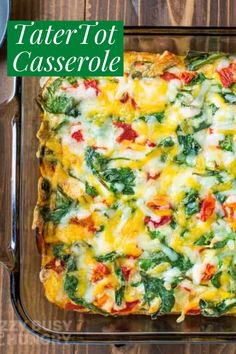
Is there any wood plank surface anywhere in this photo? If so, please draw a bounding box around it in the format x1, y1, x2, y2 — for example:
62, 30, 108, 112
1, 0, 236, 353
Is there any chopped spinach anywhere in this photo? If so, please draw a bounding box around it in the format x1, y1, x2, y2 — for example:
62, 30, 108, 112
115, 286, 125, 306
148, 229, 164, 240
178, 134, 201, 156
85, 146, 109, 176
219, 135, 233, 152
139, 111, 165, 123
67, 255, 77, 272
221, 92, 236, 103
212, 239, 228, 249
40, 78, 80, 116
183, 189, 200, 216
141, 273, 175, 315
211, 271, 222, 288
200, 298, 236, 317
64, 274, 78, 298
188, 72, 207, 85
185, 51, 223, 71
102, 167, 135, 195
158, 137, 175, 147
193, 121, 211, 133
194, 232, 214, 246
139, 252, 169, 271
40, 187, 74, 224
95, 251, 118, 262
85, 181, 98, 197
214, 191, 227, 204
53, 243, 65, 260
210, 103, 219, 115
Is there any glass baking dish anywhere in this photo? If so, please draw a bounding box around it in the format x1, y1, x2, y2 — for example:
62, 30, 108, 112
2, 27, 236, 344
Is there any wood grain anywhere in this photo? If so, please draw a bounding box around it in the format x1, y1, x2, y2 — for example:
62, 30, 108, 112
1, 0, 236, 353
86, 0, 236, 26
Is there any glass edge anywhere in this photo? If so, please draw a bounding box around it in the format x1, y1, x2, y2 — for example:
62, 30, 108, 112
124, 26, 236, 35
9, 35, 236, 345
9, 272, 236, 345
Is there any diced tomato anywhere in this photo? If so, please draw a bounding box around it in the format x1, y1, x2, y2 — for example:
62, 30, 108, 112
92, 262, 110, 283
121, 266, 132, 281
179, 71, 197, 84
144, 215, 172, 228
112, 300, 140, 314
146, 139, 156, 147
65, 302, 84, 311
147, 172, 161, 181
130, 97, 138, 109
201, 263, 216, 281
223, 201, 236, 230
145, 196, 172, 227
200, 193, 216, 222
186, 308, 201, 315
217, 63, 236, 88
45, 258, 66, 274
120, 92, 129, 103
161, 72, 178, 81
84, 79, 100, 95
114, 122, 138, 143
72, 82, 79, 88
208, 127, 214, 134
71, 130, 84, 143
119, 92, 138, 109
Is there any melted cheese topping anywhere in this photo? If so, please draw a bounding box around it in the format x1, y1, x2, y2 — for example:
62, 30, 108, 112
34, 51, 236, 320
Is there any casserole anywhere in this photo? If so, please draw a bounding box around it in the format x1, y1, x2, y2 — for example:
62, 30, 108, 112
2, 27, 236, 343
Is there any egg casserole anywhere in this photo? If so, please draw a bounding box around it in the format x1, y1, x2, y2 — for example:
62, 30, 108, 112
33, 51, 236, 320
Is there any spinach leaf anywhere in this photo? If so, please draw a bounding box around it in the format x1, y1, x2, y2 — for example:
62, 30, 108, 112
183, 189, 200, 216
139, 252, 169, 271
188, 72, 207, 85
64, 274, 78, 298
172, 254, 192, 272
85, 147, 109, 175
67, 255, 77, 272
64, 274, 107, 314
115, 286, 125, 306
214, 191, 227, 203
148, 229, 164, 240
185, 51, 223, 71
221, 92, 236, 103
211, 271, 222, 288
85, 181, 98, 197
141, 274, 175, 315
53, 243, 65, 260
85, 148, 136, 195
66, 77, 78, 85
194, 232, 214, 246
210, 103, 219, 115
212, 239, 228, 249
139, 111, 165, 123
219, 135, 233, 152
200, 298, 236, 317
178, 134, 201, 156
193, 121, 211, 133
102, 167, 135, 195
40, 187, 74, 224
158, 137, 175, 147
95, 251, 118, 262
41, 78, 80, 116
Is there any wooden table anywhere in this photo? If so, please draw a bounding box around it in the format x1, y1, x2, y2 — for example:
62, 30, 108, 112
1, 0, 236, 353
